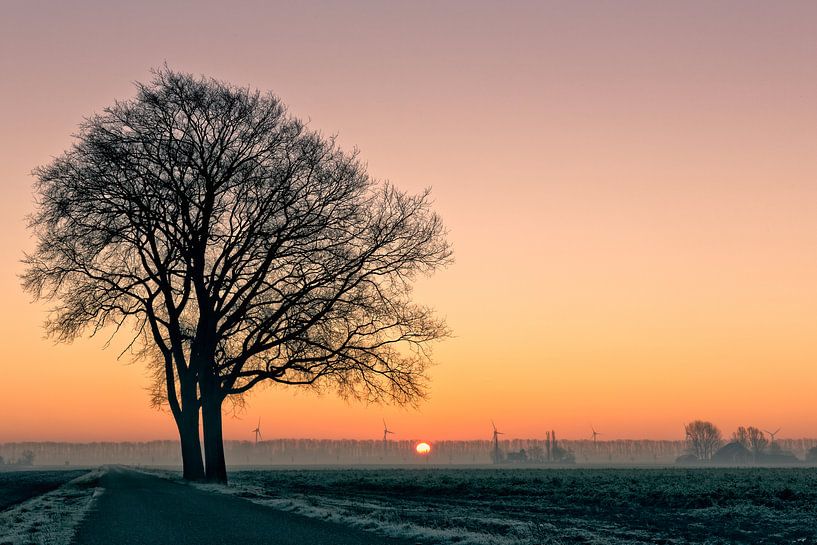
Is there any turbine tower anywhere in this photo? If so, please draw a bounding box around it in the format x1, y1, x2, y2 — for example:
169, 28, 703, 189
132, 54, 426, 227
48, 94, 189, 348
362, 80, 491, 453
764, 428, 781, 443
252, 417, 262, 446
491, 420, 504, 464
382, 419, 395, 455
591, 426, 602, 445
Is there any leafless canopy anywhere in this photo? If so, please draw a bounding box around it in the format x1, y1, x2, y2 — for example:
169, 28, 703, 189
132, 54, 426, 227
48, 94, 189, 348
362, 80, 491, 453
684, 420, 722, 461
732, 426, 768, 454
23, 68, 452, 417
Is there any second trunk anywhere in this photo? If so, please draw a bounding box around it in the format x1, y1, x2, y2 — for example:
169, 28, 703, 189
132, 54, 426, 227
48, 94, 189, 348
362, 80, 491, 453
201, 394, 228, 483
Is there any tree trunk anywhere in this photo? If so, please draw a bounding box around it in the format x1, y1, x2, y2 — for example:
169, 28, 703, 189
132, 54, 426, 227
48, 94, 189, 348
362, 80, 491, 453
177, 410, 205, 480
201, 392, 228, 483
175, 383, 205, 481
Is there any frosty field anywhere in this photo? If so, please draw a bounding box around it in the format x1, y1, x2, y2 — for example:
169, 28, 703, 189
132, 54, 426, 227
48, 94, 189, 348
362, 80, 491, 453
206, 467, 817, 544
3, 467, 817, 544
0, 469, 100, 545
0, 470, 87, 511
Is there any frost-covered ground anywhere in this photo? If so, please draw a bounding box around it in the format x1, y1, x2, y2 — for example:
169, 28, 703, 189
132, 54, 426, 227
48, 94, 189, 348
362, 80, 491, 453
0, 469, 101, 545
190, 467, 817, 544
0, 470, 88, 511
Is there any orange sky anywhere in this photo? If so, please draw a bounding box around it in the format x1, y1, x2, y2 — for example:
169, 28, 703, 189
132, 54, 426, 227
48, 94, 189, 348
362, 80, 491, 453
2, 1, 817, 443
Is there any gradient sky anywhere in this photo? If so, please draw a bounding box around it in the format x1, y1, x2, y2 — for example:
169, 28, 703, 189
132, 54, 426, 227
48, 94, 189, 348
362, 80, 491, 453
2, 1, 817, 443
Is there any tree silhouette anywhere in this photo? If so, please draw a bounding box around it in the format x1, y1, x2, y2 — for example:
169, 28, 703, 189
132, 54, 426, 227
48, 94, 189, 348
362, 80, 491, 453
23, 67, 451, 482
746, 427, 768, 455
732, 426, 768, 457
684, 420, 721, 461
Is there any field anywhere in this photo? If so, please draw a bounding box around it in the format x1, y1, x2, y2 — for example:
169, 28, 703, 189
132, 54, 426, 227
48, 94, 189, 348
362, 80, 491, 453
3, 467, 817, 544
0, 470, 87, 511
0, 469, 100, 545
208, 467, 817, 544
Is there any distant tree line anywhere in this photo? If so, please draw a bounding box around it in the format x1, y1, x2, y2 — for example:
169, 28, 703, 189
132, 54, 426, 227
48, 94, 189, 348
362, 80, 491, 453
6, 439, 817, 466
0, 450, 34, 466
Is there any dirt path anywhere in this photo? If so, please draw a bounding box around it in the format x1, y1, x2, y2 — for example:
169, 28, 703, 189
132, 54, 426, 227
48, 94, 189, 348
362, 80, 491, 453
71, 467, 413, 545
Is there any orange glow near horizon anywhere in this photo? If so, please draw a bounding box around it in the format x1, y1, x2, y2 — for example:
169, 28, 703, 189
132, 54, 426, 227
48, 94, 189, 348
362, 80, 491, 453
3, 2, 817, 444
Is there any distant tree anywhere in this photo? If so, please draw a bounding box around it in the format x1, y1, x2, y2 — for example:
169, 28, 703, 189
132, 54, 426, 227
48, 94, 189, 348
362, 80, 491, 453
0, 455, 4, 465
746, 427, 768, 454
545, 431, 552, 461
23, 67, 451, 483
732, 426, 750, 447
528, 445, 545, 463
16, 450, 34, 466
732, 426, 767, 455
685, 420, 721, 461
552, 445, 575, 464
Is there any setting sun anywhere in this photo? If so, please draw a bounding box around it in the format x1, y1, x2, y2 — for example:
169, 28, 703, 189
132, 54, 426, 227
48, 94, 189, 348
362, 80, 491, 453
415, 442, 431, 455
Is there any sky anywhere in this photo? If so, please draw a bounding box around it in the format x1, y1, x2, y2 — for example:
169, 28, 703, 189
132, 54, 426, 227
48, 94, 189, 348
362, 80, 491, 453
2, 1, 817, 443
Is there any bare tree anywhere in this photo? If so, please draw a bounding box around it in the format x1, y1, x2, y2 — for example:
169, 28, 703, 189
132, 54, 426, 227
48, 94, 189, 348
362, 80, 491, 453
746, 427, 768, 454
684, 420, 722, 461
23, 67, 451, 483
732, 426, 750, 448
732, 426, 768, 455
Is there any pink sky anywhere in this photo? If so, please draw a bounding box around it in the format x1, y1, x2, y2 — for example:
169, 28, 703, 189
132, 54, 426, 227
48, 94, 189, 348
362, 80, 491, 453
2, 1, 817, 442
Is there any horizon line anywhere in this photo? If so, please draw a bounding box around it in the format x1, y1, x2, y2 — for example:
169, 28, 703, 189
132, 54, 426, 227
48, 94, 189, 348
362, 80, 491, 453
0, 436, 806, 444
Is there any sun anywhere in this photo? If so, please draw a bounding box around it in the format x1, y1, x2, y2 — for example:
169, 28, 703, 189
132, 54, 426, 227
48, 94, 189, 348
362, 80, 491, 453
415, 442, 431, 455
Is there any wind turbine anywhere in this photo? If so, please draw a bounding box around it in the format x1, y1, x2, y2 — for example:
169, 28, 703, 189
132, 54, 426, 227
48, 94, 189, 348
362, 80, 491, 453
591, 426, 602, 445
764, 428, 781, 442
382, 419, 395, 454
491, 420, 504, 464
252, 417, 262, 446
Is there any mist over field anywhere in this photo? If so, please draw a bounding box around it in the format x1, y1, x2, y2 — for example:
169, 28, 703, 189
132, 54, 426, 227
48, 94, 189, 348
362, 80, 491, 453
4, 437, 817, 467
